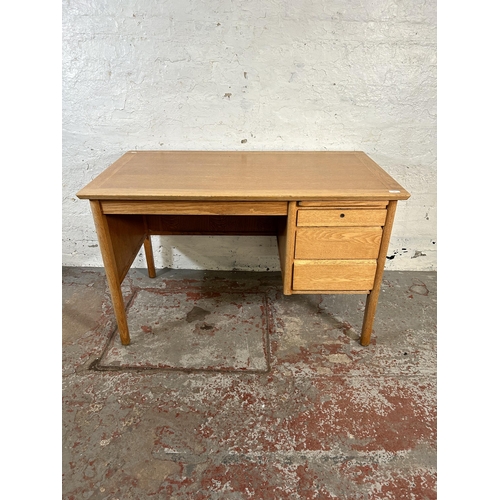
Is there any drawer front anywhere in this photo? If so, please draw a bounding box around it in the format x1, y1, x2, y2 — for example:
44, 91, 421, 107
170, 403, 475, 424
297, 209, 387, 227
295, 227, 382, 259
293, 260, 377, 291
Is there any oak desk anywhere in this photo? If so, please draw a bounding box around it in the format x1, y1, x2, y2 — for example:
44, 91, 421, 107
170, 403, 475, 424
77, 151, 410, 347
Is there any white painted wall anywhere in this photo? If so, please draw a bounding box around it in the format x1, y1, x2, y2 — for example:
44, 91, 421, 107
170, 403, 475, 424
62, 0, 436, 272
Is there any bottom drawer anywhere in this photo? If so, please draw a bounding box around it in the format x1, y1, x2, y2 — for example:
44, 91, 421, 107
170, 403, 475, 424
293, 260, 377, 291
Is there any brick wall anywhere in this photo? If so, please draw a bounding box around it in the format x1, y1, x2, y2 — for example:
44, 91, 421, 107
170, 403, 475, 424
62, 0, 436, 271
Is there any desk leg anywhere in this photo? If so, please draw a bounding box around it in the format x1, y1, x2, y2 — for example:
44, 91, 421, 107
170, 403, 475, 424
90, 201, 131, 345
278, 201, 298, 294
360, 200, 398, 346
143, 234, 156, 278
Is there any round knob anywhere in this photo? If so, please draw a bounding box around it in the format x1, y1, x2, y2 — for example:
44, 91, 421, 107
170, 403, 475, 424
340, 213, 345, 218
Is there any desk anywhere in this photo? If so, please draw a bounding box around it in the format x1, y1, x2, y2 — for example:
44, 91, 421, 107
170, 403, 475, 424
77, 151, 410, 347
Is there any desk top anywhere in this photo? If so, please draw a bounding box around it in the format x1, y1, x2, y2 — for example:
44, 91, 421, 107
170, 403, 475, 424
76, 151, 410, 201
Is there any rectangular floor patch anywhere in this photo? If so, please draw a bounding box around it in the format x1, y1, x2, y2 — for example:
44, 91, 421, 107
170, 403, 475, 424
94, 290, 271, 372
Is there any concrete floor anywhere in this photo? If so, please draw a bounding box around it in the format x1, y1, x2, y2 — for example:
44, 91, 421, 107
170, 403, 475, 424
62, 267, 437, 499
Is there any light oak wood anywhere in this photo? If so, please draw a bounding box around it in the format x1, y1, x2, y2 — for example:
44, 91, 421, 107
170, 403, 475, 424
277, 202, 298, 295
143, 234, 156, 278
90, 201, 136, 345
290, 290, 370, 295
105, 215, 146, 283
298, 201, 388, 208
101, 200, 288, 215
76, 151, 410, 201
78, 151, 410, 347
297, 209, 387, 227
360, 200, 398, 346
295, 227, 382, 259
293, 260, 377, 291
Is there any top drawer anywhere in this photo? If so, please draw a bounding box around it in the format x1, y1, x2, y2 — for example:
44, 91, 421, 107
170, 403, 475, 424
297, 209, 387, 227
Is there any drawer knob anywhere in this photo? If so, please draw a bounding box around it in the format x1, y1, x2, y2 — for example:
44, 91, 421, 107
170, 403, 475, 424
340, 213, 345, 218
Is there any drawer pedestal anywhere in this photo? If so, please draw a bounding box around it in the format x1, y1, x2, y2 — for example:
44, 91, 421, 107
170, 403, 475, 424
279, 200, 398, 346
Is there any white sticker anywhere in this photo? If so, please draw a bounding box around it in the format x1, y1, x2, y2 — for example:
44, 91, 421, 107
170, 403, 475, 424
389, 190, 400, 193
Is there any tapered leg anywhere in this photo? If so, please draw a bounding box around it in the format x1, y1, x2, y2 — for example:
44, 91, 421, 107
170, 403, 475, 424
102, 270, 131, 345
360, 292, 379, 346
143, 234, 156, 278
360, 200, 398, 346
278, 201, 299, 295
90, 201, 131, 345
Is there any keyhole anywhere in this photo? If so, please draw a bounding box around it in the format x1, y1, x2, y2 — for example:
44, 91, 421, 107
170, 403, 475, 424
340, 213, 345, 218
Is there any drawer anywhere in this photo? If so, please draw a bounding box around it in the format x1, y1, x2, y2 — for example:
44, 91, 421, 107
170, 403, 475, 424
293, 260, 377, 291
297, 209, 387, 227
295, 227, 382, 259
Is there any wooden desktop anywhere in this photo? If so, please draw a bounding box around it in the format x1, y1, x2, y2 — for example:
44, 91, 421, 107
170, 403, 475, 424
76, 151, 410, 347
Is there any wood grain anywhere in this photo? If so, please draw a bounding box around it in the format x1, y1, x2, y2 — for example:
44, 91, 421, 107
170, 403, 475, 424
292, 260, 377, 291
360, 200, 399, 346
143, 234, 156, 278
105, 215, 146, 283
101, 200, 288, 215
298, 201, 388, 208
277, 202, 298, 295
79, 152, 411, 349
89, 202, 137, 345
297, 209, 387, 227
76, 151, 410, 201
295, 227, 382, 259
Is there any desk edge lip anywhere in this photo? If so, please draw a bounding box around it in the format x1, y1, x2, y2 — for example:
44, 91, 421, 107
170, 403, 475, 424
75, 192, 411, 202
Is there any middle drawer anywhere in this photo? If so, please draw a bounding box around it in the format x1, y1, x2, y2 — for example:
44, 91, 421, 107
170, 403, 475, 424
295, 227, 382, 259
